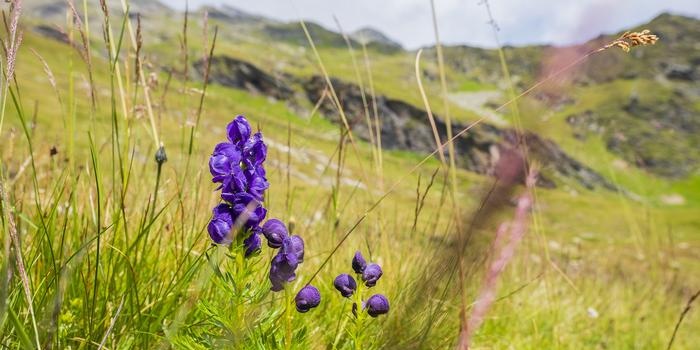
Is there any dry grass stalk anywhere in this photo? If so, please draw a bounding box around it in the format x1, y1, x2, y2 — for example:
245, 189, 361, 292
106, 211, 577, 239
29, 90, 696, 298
4, 0, 22, 82
0, 177, 41, 348
66, 0, 96, 107
603, 29, 659, 53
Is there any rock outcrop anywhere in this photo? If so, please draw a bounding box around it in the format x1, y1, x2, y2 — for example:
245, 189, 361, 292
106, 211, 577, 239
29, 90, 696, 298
194, 56, 293, 101
303, 75, 616, 190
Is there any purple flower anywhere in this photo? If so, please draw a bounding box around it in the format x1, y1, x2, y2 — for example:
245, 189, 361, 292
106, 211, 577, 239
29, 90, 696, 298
221, 170, 248, 194
245, 169, 269, 201
243, 132, 267, 168
269, 250, 299, 291
207, 204, 234, 244
366, 294, 389, 317
244, 230, 262, 257
227, 115, 251, 146
352, 251, 367, 274
362, 263, 382, 287
223, 192, 267, 229
209, 143, 242, 183
333, 274, 357, 298
295, 285, 321, 313
262, 219, 288, 248
281, 235, 304, 262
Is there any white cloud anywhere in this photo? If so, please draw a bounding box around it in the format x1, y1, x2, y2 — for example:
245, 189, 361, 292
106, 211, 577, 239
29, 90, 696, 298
173, 0, 700, 49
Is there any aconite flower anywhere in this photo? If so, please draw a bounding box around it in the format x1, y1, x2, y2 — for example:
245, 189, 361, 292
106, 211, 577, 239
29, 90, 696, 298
280, 235, 304, 262
366, 294, 389, 317
207, 204, 234, 244
333, 274, 357, 298
268, 233, 305, 291
209, 142, 242, 184
243, 230, 261, 257
223, 192, 267, 230
242, 132, 267, 168
352, 251, 367, 274
295, 285, 321, 313
262, 219, 288, 248
208, 115, 269, 250
269, 253, 298, 291
362, 263, 383, 287
227, 115, 252, 146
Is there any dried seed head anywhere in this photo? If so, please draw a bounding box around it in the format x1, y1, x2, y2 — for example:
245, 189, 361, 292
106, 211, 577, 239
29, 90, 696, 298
604, 29, 659, 53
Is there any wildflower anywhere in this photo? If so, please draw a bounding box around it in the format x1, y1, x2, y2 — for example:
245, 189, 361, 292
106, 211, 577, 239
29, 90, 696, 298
208, 115, 269, 249
269, 253, 298, 291
242, 132, 267, 168
362, 263, 383, 287
365, 294, 389, 317
262, 218, 288, 248
209, 142, 242, 183
287, 235, 305, 262
245, 168, 269, 201
295, 285, 321, 313
243, 230, 262, 257
333, 274, 357, 298
268, 235, 305, 291
352, 251, 367, 274
227, 115, 252, 146
223, 192, 267, 230
207, 204, 234, 244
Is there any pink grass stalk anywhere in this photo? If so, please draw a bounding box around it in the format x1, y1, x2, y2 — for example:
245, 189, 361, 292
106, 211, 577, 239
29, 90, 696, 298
5, 0, 22, 82
460, 171, 536, 349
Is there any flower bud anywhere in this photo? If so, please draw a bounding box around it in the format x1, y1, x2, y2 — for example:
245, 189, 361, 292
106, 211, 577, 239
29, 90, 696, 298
281, 235, 304, 262
207, 204, 234, 244
352, 251, 367, 274
295, 285, 321, 313
262, 219, 288, 248
333, 274, 357, 298
366, 294, 389, 317
362, 263, 382, 287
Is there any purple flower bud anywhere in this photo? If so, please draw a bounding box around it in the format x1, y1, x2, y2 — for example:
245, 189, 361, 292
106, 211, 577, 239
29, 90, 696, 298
269, 250, 298, 291
207, 204, 234, 244
362, 263, 382, 287
243, 231, 262, 257
209, 143, 242, 183
333, 274, 357, 298
295, 285, 321, 313
281, 235, 304, 262
352, 251, 367, 274
262, 219, 288, 248
227, 115, 251, 146
366, 294, 389, 317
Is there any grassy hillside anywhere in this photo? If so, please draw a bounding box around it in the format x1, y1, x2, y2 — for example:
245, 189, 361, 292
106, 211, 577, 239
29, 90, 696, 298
0, 1, 698, 348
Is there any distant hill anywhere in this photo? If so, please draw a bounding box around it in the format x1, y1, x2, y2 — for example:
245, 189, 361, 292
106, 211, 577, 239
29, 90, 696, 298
351, 27, 403, 50
21, 0, 700, 184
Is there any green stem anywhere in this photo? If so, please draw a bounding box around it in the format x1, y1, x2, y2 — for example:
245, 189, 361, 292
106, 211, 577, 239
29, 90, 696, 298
284, 287, 293, 350
353, 280, 364, 350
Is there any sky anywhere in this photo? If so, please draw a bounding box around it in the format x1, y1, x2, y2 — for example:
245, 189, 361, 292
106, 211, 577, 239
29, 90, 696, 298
168, 0, 700, 49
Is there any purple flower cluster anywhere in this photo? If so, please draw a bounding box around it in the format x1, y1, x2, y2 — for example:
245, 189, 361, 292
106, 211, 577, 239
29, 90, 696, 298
262, 218, 321, 312
207, 116, 269, 255
207, 116, 320, 314
334, 251, 389, 318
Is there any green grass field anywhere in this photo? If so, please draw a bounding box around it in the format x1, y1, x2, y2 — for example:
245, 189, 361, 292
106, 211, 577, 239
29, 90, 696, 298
1, 1, 698, 349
